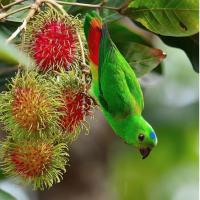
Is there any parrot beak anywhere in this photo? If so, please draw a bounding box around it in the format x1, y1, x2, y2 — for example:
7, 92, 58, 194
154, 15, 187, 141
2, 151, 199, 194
139, 147, 151, 159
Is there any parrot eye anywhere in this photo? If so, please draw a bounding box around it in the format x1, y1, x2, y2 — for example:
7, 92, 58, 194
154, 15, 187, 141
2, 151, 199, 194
138, 134, 145, 142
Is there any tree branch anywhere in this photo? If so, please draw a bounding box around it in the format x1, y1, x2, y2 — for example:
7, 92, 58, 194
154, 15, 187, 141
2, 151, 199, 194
55, 0, 120, 11
56, 1, 102, 8
6, 0, 42, 43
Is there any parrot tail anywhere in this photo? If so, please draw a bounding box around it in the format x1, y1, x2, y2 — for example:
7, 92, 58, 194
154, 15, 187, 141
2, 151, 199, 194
84, 11, 103, 65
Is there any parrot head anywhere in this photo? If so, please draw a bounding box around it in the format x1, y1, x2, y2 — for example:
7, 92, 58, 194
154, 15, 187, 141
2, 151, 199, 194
131, 115, 157, 159
120, 115, 157, 159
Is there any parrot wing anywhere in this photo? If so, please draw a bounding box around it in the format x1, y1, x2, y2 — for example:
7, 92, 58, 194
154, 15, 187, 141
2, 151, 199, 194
98, 26, 144, 118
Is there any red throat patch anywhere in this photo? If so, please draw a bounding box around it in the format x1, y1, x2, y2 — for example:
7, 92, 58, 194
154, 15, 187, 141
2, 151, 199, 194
88, 19, 102, 66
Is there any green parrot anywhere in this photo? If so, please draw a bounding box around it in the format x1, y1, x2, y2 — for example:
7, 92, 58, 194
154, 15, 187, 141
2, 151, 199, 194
84, 12, 157, 159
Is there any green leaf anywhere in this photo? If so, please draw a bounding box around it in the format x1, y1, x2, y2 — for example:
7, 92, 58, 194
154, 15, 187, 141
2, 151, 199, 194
5, 1, 33, 22
160, 33, 199, 72
108, 20, 165, 76
0, 0, 12, 6
0, 189, 16, 200
0, 68, 17, 91
123, 0, 199, 36
118, 42, 166, 77
0, 34, 34, 68
0, 22, 21, 43
108, 20, 149, 45
101, 0, 127, 23
0, 22, 19, 35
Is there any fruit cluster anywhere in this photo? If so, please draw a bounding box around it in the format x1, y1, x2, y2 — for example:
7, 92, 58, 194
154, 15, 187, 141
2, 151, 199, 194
0, 9, 93, 190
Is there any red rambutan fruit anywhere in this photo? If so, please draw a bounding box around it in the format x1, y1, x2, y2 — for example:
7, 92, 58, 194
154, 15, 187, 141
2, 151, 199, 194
0, 138, 68, 190
59, 89, 93, 134
23, 10, 84, 72
53, 70, 94, 142
33, 21, 77, 71
10, 142, 53, 178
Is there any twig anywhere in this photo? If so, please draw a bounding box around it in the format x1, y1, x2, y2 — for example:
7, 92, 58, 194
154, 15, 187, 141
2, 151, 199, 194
6, 19, 27, 43
55, 0, 120, 11
0, 0, 25, 11
77, 32, 86, 66
103, 6, 120, 11
76, 29, 91, 116
76, 30, 88, 74
76, 30, 89, 74
6, 1, 42, 43
56, 1, 102, 8
0, 5, 31, 20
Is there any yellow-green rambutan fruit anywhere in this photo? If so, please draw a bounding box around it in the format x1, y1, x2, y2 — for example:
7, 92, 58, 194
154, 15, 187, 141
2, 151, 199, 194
0, 70, 62, 138
0, 137, 68, 190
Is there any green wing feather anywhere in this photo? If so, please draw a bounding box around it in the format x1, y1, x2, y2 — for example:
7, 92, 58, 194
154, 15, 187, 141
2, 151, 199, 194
98, 26, 144, 118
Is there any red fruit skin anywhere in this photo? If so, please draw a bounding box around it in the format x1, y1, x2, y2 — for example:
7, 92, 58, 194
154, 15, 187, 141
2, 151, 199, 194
32, 21, 77, 71
10, 143, 52, 177
59, 90, 92, 133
